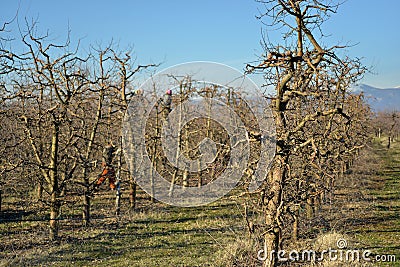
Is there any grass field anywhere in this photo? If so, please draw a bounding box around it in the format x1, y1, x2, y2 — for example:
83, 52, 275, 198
0, 138, 399, 266
316, 137, 400, 267
0, 192, 246, 266
348, 139, 400, 266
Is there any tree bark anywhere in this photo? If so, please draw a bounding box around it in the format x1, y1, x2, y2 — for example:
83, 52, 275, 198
115, 139, 122, 216
115, 183, 121, 216
129, 178, 137, 209
49, 122, 60, 240
37, 181, 43, 200
263, 159, 285, 267
49, 190, 60, 240
292, 208, 299, 242
83, 188, 90, 226
306, 197, 314, 219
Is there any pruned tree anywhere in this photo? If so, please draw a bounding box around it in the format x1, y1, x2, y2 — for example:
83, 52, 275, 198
109, 48, 157, 210
0, 16, 159, 234
2, 22, 88, 240
373, 110, 399, 148
246, 1, 367, 265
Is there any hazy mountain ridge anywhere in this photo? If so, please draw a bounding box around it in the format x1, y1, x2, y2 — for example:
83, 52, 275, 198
351, 84, 400, 111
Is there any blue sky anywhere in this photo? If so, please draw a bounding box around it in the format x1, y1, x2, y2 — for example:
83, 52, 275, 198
2, 0, 399, 88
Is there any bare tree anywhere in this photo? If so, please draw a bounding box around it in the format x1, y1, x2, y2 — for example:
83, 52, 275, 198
246, 1, 367, 265
109, 49, 157, 210
69, 44, 157, 223
2, 22, 90, 240
373, 111, 399, 148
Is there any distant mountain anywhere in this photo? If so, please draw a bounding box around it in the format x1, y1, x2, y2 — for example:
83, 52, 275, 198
351, 84, 400, 112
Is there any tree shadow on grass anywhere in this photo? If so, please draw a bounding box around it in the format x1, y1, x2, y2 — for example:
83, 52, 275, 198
0, 209, 36, 223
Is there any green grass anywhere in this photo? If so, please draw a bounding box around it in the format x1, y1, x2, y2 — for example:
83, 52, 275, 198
0, 198, 245, 267
349, 139, 400, 266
